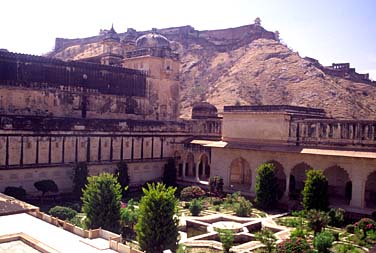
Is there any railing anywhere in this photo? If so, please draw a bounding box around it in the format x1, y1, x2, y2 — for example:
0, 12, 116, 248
289, 119, 376, 148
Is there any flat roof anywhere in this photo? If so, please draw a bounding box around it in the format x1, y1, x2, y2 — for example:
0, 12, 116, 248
0, 213, 116, 253
193, 140, 376, 159
300, 148, 376, 159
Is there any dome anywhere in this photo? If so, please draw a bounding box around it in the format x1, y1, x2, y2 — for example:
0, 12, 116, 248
192, 102, 218, 119
136, 31, 170, 49
103, 25, 120, 42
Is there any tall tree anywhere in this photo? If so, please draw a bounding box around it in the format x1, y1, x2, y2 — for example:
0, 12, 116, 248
115, 160, 130, 196
72, 162, 88, 197
302, 170, 329, 211
81, 173, 122, 232
136, 183, 179, 253
255, 163, 278, 210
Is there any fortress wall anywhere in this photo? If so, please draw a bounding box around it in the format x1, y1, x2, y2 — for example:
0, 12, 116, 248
0, 86, 151, 119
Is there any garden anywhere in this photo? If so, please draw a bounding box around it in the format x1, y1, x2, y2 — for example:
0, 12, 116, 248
4, 160, 376, 252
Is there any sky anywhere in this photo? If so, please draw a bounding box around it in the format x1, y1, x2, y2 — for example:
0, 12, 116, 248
1, 0, 375, 79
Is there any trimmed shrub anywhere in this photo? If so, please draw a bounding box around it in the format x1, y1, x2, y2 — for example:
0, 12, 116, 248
189, 199, 203, 216
313, 231, 335, 253
276, 237, 312, 253
307, 209, 330, 235
218, 229, 234, 253
278, 217, 302, 228
302, 170, 329, 211
180, 186, 205, 200
254, 228, 277, 253
225, 192, 240, 204
328, 208, 345, 227
290, 227, 307, 239
334, 244, 356, 253
4, 186, 26, 200
49, 206, 77, 220
234, 196, 253, 217
81, 173, 122, 232
136, 183, 179, 253
34, 179, 58, 196
212, 198, 223, 206
354, 218, 376, 239
255, 163, 278, 210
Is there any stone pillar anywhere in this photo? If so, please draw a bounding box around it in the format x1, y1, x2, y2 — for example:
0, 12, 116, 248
350, 174, 366, 209
284, 172, 291, 198
250, 168, 256, 194
195, 163, 200, 182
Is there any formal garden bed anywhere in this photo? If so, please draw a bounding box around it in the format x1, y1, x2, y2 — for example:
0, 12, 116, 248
5, 161, 376, 252
39, 183, 376, 252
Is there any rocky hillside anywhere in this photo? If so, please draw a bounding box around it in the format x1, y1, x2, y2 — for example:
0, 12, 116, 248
49, 24, 376, 119
178, 38, 376, 119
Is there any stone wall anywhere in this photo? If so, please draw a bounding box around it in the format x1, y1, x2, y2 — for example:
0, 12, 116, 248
50, 23, 277, 56
0, 86, 151, 119
0, 114, 221, 194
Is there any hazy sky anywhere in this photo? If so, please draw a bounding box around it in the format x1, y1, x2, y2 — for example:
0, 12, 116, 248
1, 0, 375, 79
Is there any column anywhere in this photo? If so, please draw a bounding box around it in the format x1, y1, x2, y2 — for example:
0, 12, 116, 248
195, 162, 200, 182
250, 168, 256, 194
182, 162, 186, 180
350, 174, 366, 208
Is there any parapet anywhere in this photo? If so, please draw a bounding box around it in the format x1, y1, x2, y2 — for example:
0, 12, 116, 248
222, 105, 327, 145
223, 105, 326, 118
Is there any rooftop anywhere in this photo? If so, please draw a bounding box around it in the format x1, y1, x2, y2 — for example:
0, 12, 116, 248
0, 213, 117, 253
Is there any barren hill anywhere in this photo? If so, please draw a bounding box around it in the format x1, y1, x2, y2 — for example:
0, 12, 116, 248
48, 24, 376, 119
178, 38, 376, 119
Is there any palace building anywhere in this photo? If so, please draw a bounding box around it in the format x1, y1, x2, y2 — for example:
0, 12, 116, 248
0, 26, 375, 216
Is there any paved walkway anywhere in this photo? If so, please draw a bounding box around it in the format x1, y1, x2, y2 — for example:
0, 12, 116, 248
0, 213, 117, 253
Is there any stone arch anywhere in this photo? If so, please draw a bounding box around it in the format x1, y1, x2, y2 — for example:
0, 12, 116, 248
185, 152, 195, 178
365, 171, 376, 208
266, 160, 286, 200
230, 157, 251, 191
289, 162, 312, 199
198, 154, 210, 181
324, 166, 351, 205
